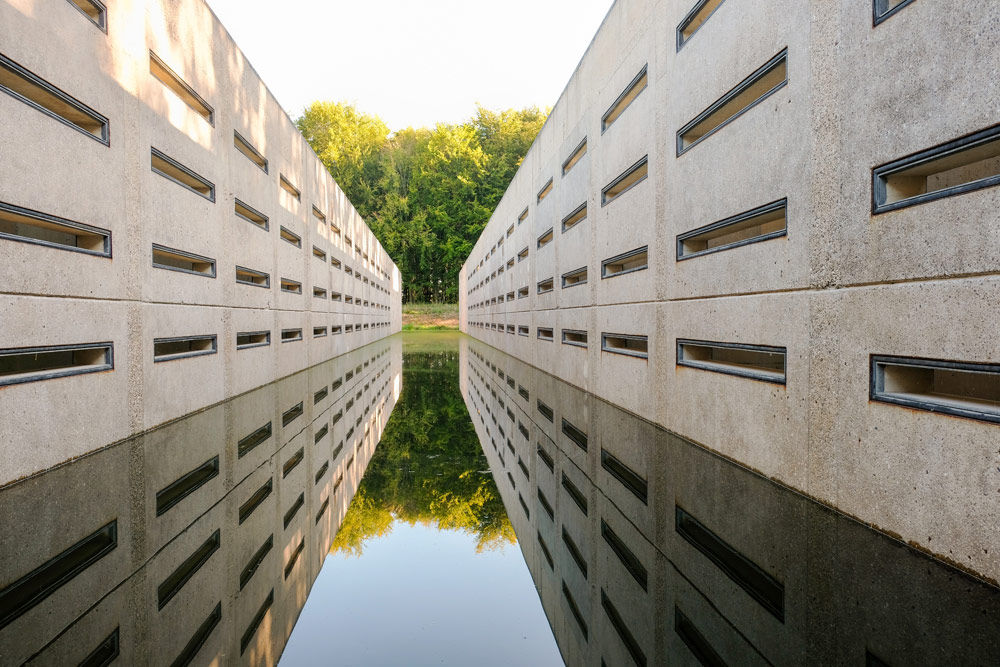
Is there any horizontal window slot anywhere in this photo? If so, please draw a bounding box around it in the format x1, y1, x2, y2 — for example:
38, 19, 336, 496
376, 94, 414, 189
602, 334, 648, 359
156, 456, 219, 516
312, 246, 327, 261
234, 199, 268, 230
149, 51, 213, 124
537, 399, 554, 422
538, 532, 554, 570
537, 327, 554, 342
0, 52, 109, 143
678, 199, 787, 259
537, 178, 553, 202
0, 342, 113, 386
315, 497, 330, 524
507, 258, 514, 269
601, 519, 648, 591
506, 224, 514, 237
331, 258, 342, 270
874, 0, 917, 25
506, 324, 515, 334
240, 589, 274, 655
517, 247, 529, 262
158, 529, 220, 610
280, 226, 301, 248
561, 267, 587, 288
873, 123, 1000, 213
284, 538, 305, 579
238, 422, 272, 458
561, 202, 587, 234
239, 535, 272, 591
677, 339, 786, 384
81, 627, 119, 667
602, 589, 647, 667
537, 228, 554, 249
677, 49, 787, 155
345, 454, 355, 470
518, 493, 530, 518
151, 148, 214, 201
315, 460, 329, 484
312, 206, 326, 223
537, 278, 554, 295
313, 288, 327, 300
871, 355, 1000, 424
331, 292, 342, 302
235, 265, 269, 289
314, 389, 329, 407
0, 201, 111, 256
517, 288, 529, 300
562, 582, 588, 640
153, 335, 216, 363
603, 65, 648, 132
518, 207, 529, 224
562, 527, 588, 578
280, 278, 302, 294
561, 418, 588, 451
283, 493, 305, 528
0, 520, 116, 630
281, 329, 303, 343
279, 174, 301, 201
508, 471, 516, 489
601, 449, 648, 503
562, 472, 588, 515
518, 421, 529, 439
676, 506, 784, 621
282, 401, 304, 426
332, 474, 344, 494
562, 329, 588, 348
152, 244, 215, 277
234, 130, 267, 172
169, 603, 220, 667
562, 138, 588, 176
537, 445, 554, 472
675, 607, 726, 667
602, 246, 648, 279
67, 0, 107, 31
677, 0, 726, 49
519, 385, 529, 401
332, 441, 344, 459
239, 479, 272, 524
234, 331, 270, 352
602, 156, 648, 206
282, 448, 304, 478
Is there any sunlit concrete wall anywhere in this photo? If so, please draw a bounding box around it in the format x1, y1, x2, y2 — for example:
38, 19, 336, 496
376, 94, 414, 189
0, 0, 403, 486
459, 0, 1000, 584
0, 336, 402, 666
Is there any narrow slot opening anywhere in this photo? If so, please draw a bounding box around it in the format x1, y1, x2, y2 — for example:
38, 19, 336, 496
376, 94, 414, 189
283, 401, 303, 426
506, 324, 515, 334
562, 329, 588, 348
677, 339, 786, 384
157, 530, 220, 610
238, 479, 272, 524
537, 228, 554, 249
602, 156, 648, 206
234, 199, 268, 230
312, 246, 327, 261
235, 331, 269, 351
240, 590, 274, 655
537, 278, 554, 295
67, 0, 107, 30
282, 448, 304, 478
602, 66, 648, 132
518, 207, 529, 224
233, 131, 267, 172
0, 201, 110, 256
283, 493, 305, 528
507, 258, 515, 269
519, 385, 529, 401
561, 267, 587, 288
153, 335, 216, 363
507, 291, 515, 301
562, 582, 588, 639
562, 138, 588, 176
537, 179, 553, 202
0, 53, 109, 143
601, 590, 647, 667
874, 0, 917, 25
313, 326, 327, 338
601, 520, 648, 591
315, 498, 330, 524
238, 422, 272, 458
149, 51, 213, 124
279, 174, 301, 201
313, 287, 327, 299
677, 0, 726, 49
331, 292, 342, 302
0, 342, 113, 386
315, 461, 329, 484
675, 607, 726, 666
80, 628, 119, 667
601, 449, 648, 503
152, 244, 215, 277
602, 334, 648, 359
235, 266, 269, 288
280, 226, 301, 248
517, 247, 529, 262
155, 456, 219, 516
331, 258, 342, 270
312, 206, 326, 223
561, 202, 587, 233
280, 278, 302, 294
239, 536, 273, 590
873, 123, 1000, 213
331, 325, 342, 334
561, 419, 588, 452
677, 49, 788, 154
518, 325, 529, 336
602, 246, 649, 278
678, 199, 787, 259
537, 400, 554, 422
151, 148, 214, 201
872, 356, 1000, 423
562, 527, 588, 578
537, 489, 554, 520
518, 493, 530, 518
506, 224, 515, 237
538, 532, 554, 569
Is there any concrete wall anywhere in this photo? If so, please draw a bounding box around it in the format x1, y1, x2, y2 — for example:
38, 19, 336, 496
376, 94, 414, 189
0, 0, 403, 486
460, 337, 1000, 666
0, 335, 402, 666
459, 0, 1000, 584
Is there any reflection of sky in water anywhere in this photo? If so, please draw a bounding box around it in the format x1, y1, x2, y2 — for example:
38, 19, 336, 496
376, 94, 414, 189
278, 520, 562, 666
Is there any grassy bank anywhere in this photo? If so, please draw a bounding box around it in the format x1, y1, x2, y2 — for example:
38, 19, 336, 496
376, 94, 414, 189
402, 303, 459, 330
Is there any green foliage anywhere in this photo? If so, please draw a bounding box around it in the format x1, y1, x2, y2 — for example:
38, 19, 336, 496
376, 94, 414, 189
297, 102, 548, 302
331, 339, 515, 557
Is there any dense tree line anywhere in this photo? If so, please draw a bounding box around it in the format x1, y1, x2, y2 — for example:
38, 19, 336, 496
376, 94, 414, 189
297, 103, 547, 302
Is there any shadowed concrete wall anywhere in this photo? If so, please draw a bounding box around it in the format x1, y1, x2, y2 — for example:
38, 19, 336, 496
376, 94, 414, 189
459, 0, 1000, 584
0, 0, 403, 486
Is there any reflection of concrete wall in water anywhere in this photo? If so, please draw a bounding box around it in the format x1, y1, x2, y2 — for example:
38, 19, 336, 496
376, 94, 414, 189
0, 0, 403, 487
458, 0, 1000, 585
0, 337, 402, 665
460, 338, 1000, 666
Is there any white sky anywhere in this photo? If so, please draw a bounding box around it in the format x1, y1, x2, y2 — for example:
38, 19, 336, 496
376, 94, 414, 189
207, 0, 614, 131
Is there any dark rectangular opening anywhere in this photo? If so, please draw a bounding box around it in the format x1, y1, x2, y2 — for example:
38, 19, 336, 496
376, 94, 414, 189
149, 51, 213, 124
561, 418, 587, 451
153, 335, 216, 363
284, 538, 305, 579
537, 489, 554, 520
282, 401, 304, 426
562, 527, 588, 579
283, 493, 305, 528
0, 342, 113, 386
538, 532, 554, 569
169, 603, 220, 667
601, 449, 648, 503
518, 493, 530, 518
315, 497, 330, 524
235, 266, 269, 288
675, 607, 727, 667
602, 156, 648, 206
677, 0, 726, 49
239, 535, 273, 590
312, 246, 327, 262
537, 399, 554, 422
602, 333, 648, 359
280, 329, 303, 343
234, 199, 268, 231
537, 227, 554, 249
66, 0, 107, 31
537, 278, 554, 295
517, 287, 529, 300
676, 506, 785, 621
562, 137, 588, 176
0, 201, 111, 256
234, 130, 267, 172
151, 148, 214, 201
313, 326, 327, 338
561, 267, 587, 289
280, 278, 302, 295
537, 178, 553, 203
871, 355, 1000, 424
602, 246, 648, 279
562, 472, 588, 515
562, 329, 588, 348
561, 202, 587, 233
238, 479, 272, 524
562, 582, 588, 640
238, 422, 271, 458
280, 226, 301, 248
601, 590, 647, 667
678, 199, 787, 259
282, 447, 304, 478
80, 627, 119, 667
873, 123, 1000, 213
315, 460, 329, 484
537, 445, 554, 472
601, 519, 648, 591
0, 52, 109, 144
156, 456, 219, 516
240, 589, 273, 655
603, 65, 648, 132
677, 49, 788, 155
874, 0, 917, 25
517, 247, 529, 262
157, 529, 220, 609
279, 174, 301, 201
152, 244, 215, 278
677, 339, 786, 384
537, 327, 554, 342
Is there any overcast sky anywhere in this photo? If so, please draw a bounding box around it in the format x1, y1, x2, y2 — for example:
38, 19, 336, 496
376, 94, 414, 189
207, 0, 614, 131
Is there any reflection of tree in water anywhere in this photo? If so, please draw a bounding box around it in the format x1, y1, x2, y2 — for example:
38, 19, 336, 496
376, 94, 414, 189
332, 347, 515, 557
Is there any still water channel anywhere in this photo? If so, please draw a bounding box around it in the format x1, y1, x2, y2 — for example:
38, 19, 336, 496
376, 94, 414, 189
1, 331, 999, 666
